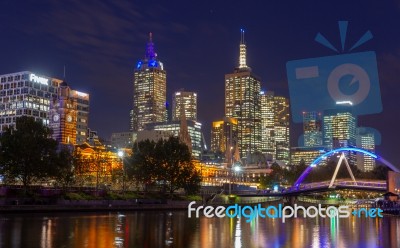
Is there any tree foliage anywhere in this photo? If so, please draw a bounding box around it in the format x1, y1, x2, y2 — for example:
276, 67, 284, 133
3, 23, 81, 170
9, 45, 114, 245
0, 116, 75, 191
126, 137, 201, 194
52, 148, 76, 188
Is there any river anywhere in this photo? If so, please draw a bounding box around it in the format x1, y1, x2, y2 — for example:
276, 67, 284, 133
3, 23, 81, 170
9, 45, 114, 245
0, 210, 399, 247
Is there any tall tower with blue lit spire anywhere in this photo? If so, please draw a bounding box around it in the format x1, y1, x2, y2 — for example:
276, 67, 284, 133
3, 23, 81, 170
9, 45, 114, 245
131, 33, 167, 131
225, 29, 261, 161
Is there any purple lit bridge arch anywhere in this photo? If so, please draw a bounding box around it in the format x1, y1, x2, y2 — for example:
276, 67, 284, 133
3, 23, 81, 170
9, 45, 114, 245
293, 147, 399, 187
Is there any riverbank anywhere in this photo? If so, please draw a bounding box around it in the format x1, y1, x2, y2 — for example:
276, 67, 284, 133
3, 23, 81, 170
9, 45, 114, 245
0, 197, 283, 213
0, 200, 192, 213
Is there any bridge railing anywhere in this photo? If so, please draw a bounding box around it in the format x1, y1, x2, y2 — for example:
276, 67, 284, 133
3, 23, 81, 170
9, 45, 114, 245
287, 180, 386, 192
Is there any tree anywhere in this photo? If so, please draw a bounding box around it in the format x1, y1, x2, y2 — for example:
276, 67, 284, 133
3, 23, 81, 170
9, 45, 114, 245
259, 163, 284, 189
51, 148, 76, 189
361, 164, 390, 180
286, 160, 308, 184
0, 116, 59, 191
126, 139, 159, 191
126, 137, 201, 195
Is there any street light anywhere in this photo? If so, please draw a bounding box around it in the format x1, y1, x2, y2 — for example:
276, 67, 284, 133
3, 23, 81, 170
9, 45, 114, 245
229, 163, 242, 195
117, 150, 124, 158
118, 150, 125, 193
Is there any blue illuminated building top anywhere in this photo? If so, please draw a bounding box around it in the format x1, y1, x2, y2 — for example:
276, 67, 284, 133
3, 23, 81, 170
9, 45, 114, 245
148, 60, 157, 67
135, 32, 164, 71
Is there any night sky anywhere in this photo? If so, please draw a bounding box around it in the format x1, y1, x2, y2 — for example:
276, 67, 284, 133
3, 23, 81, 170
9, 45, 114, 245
1, 1, 399, 166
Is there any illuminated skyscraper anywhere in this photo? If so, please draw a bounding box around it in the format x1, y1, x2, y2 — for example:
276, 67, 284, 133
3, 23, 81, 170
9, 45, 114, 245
260, 91, 290, 163
260, 91, 275, 157
131, 33, 167, 132
356, 127, 375, 172
323, 104, 357, 149
303, 111, 322, 147
274, 96, 290, 164
225, 30, 261, 158
323, 103, 357, 165
211, 117, 238, 155
172, 90, 197, 121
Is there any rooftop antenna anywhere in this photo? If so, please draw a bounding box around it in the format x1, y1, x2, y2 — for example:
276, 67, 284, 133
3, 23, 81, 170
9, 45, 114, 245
239, 28, 247, 68
146, 32, 156, 59
63, 65, 66, 81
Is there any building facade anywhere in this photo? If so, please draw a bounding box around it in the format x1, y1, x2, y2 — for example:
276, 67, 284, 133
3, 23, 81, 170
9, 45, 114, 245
323, 104, 357, 165
323, 104, 357, 149
225, 30, 261, 158
303, 111, 322, 147
172, 90, 197, 121
274, 96, 290, 165
145, 120, 202, 159
131, 33, 167, 132
356, 127, 376, 172
290, 146, 327, 167
136, 130, 172, 143
0, 71, 89, 144
110, 131, 137, 149
211, 117, 238, 155
49, 82, 77, 145
0, 71, 59, 131
70, 90, 90, 144
260, 91, 275, 158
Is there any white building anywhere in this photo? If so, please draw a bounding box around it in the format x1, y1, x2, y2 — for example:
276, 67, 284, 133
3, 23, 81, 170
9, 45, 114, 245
0, 71, 89, 144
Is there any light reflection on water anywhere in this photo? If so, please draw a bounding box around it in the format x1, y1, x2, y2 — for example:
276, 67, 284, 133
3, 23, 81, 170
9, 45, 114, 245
0, 211, 399, 247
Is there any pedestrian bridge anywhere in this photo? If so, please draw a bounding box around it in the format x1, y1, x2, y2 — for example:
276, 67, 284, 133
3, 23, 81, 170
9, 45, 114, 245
238, 147, 397, 197
237, 179, 387, 197
285, 179, 386, 194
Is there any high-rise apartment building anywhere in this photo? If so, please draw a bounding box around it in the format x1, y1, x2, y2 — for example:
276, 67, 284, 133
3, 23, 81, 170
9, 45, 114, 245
356, 127, 375, 172
259, 91, 290, 164
260, 91, 275, 158
0, 71, 89, 144
131, 33, 167, 132
211, 117, 238, 154
172, 90, 197, 121
225, 30, 261, 158
274, 96, 290, 164
303, 111, 322, 147
323, 103, 357, 165
323, 104, 357, 149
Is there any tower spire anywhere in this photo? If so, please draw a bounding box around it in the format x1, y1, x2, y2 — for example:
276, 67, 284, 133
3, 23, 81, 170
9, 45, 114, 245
239, 29, 247, 68
146, 32, 156, 60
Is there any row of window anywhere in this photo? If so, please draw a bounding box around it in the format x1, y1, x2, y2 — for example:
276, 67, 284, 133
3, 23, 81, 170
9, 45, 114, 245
0, 88, 56, 98
0, 101, 49, 111
0, 111, 47, 122
0, 81, 56, 92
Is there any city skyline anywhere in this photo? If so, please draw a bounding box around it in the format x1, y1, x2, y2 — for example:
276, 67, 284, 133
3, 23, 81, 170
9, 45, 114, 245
1, 1, 400, 166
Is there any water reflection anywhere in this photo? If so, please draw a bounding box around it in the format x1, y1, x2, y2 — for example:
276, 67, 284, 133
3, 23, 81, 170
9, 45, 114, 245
0, 211, 399, 247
